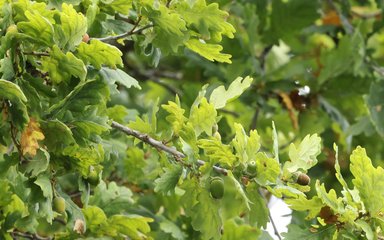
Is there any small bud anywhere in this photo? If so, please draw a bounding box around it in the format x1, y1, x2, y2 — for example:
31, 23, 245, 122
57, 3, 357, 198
73, 219, 85, 234
296, 173, 310, 186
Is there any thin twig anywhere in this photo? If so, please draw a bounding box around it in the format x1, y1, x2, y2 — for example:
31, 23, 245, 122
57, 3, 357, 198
11, 231, 52, 240
22, 51, 50, 57
218, 109, 240, 118
111, 121, 228, 175
327, 0, 354, 34
249, 107, 260, 130
258, 189, 282, 240
268, 210, 282, 240
95, 24, 154, 42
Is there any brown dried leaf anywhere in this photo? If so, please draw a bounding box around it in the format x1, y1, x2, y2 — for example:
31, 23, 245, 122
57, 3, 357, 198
20, 118, 45, 156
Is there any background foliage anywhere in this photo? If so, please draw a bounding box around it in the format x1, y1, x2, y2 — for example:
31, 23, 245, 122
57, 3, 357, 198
2, 0, 384, 239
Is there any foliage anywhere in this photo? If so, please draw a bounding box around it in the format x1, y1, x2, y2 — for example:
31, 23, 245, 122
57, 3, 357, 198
1, 0, 384, 239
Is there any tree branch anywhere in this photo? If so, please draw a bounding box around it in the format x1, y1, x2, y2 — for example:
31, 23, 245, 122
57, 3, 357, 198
110, 121, 228, 175
11, 231, 52, 240
95, 24, 154, 42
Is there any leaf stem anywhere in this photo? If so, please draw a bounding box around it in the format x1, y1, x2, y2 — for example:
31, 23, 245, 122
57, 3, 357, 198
110, 121, 228, 175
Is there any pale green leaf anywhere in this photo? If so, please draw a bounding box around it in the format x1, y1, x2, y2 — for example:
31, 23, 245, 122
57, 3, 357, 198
209, 76, 253, 109
83, 205, 108, 232
17, 10, 54, 46
185, 39, 232, 63
56, 3, 87, 50
41, 45, 86, 84
176, 0, 235, 41
284, 134, 321, 173
355, 220, 374, 240
108, 215, 153, 239
232, 123, 260, 163
189, 97, 217, 136
162, 98, 187, 135
145, 5, 187, 54
128, 116, 153, 135
285, 195, 323, 220
102, 0, 132, 15
254, 152, 280, 186
197, 138, 236, 167
76, 40, 123, 69
315, 181, 344, 214
350, 146, 384, 216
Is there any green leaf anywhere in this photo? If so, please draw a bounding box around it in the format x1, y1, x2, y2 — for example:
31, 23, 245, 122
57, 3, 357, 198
17, 10, 54, 46
154, 165, 183, 195
40, 120, 76, 152
315, 180, 344, 214
56, 3, 87, 51
0, 57, 14, 80
62, 144, 104, 176
197, 138, 236, 167
24, 148, 49, 177
145, 5, 187, 54
281, 224, 336, 240
285, 195, 323, 220
284, 134, 321, 173
365, 80, 384, 137
318, 33, 364, 85
209, 76, 253, 109
77, 40, 123, 69
0, 79, 29, 129
185, 39, 232, 63
89, 181, 133, 215
254, 152, 280, 186
162, 98, 187, 135
34, 175, 53, 221
354, 219, 374, 240
48, 78, 109, 117
272, 121, 279, 163
99, 67, 141, 89
222, 219, 261, 240
246, 183, 269, 228
350, 146, 384, 217
108, 215, 153, 239
232, 123, 261, 163
159, 219, 186, 240
227, 171, 251, 210
0, 79, 27, 102
41, 45, 87, 84
128, 116, 153, 135
83, 205, 108, 233
191, 190, 222, 240
268, 0, 319, 43
189, 97, 217, 136
101, 0, 133, 15
175, 0, 235, 42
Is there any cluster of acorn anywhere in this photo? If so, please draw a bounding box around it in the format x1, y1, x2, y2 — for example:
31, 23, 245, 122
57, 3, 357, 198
208, 160, 311, 200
